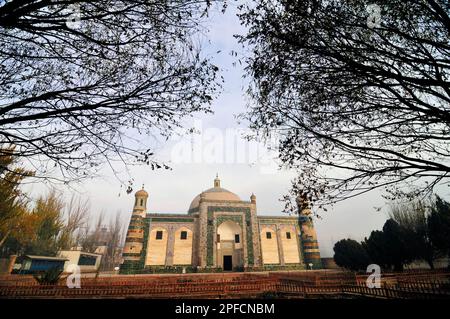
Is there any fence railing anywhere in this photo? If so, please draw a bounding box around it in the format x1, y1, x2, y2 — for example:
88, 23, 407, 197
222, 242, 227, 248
0, 278, 278, 298
1, 270, 450, 299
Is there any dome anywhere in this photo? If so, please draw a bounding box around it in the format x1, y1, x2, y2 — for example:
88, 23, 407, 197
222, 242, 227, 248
188, 175, 240, 211
135, 186, 148, 197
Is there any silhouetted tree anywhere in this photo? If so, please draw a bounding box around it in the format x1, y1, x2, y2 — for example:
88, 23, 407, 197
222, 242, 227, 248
382, 219, 414, 271
237, 0, 450, 209
58, 195, 90, 250
333, 238, 371, 271
102, 211, 125, 270
363, 230, 390, 270
80, 212, 105, 253
428, 195, 450, 267
0, 1, 222, 186
389, 199, 437, 269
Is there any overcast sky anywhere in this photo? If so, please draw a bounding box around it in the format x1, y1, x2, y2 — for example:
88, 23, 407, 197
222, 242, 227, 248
22, 3, 449, 258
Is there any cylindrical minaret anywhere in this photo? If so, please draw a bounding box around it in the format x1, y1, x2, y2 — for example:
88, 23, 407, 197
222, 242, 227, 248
249, 193, 262, 268
297, 194, 322, 269
121, 186, 149, 272
214, 173, 220, 188
250, 193, 256, 204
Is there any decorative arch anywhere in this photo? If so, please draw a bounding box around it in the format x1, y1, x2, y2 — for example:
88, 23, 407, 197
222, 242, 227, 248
216, 215, 243, 227
217, 220, 242, 242
216, 220, 244, 269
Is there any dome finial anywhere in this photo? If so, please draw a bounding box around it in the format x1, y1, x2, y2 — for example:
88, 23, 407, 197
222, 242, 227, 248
214, 173, 220, 188
135, 185, 148, 197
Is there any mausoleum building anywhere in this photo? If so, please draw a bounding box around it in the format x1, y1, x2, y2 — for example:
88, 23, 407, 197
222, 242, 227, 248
120, 176, 321, 273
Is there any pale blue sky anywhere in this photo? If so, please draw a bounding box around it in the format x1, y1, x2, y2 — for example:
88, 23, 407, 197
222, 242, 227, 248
22, 3, 448, 258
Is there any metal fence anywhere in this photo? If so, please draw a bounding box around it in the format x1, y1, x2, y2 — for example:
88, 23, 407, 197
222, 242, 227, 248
1, 270, 449, 299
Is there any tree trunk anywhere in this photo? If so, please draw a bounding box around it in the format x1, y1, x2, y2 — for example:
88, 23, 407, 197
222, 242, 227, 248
0, 230, 12, 248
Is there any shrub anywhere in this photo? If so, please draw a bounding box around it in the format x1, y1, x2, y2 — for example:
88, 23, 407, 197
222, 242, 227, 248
33, 267, 63, 285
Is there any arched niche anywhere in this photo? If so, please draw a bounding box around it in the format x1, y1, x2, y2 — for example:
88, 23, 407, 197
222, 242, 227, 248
216, 220, 243, 270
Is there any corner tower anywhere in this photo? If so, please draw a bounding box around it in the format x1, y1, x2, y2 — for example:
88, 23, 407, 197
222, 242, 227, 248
133, 187, 148, 217
297, 195, 322, 269
120, 186, 148, 273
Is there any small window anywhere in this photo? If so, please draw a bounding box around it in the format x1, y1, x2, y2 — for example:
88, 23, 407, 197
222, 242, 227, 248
78, 255, 97, 266
180, 231, 187, 240
235, 234, 240, 243
266, 232, 272, 239
140, 199, 144, 206
156, 231, 163, 240
216, 234, 220, 242
286, 232, 291, 239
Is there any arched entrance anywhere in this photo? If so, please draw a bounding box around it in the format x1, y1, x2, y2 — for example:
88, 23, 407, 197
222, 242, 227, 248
216, 220, 243, 271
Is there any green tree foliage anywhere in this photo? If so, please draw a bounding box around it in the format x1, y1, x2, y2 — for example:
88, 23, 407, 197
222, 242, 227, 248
25, 191, 64, 256
0, 147, 119, 258
0, 146, 33, 249
333, 239, 371, 271
0, 209, 37, 257
237, 0, 450, 209
33, 267, 63, 285
2, 190, 92, 257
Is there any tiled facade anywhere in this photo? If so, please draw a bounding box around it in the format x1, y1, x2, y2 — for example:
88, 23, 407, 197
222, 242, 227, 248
120, 177, 322, 274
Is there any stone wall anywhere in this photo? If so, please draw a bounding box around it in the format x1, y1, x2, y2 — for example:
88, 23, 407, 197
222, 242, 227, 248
258, 217, 304, 268
173, 227, 193, 265
260, 226, 280, 264
144, 216, 196, 267
280, 224, 300, 264
146, 227, 169, 265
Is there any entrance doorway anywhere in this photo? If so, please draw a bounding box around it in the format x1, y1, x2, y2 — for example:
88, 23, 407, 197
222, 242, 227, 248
223, 255, 232, 271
